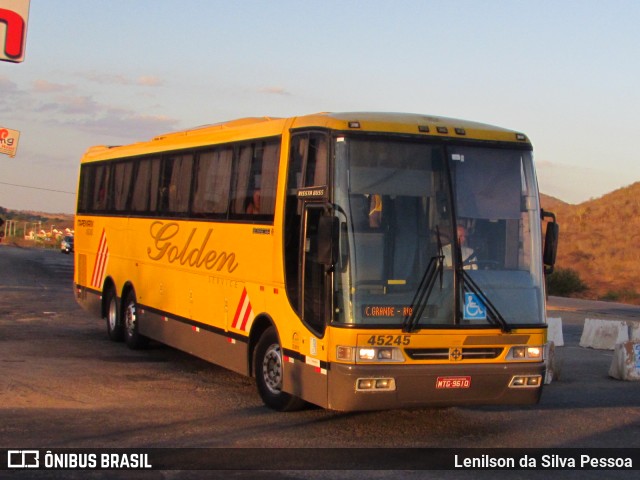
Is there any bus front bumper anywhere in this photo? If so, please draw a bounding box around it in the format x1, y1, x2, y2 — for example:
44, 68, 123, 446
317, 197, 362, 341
327, 362, 544, 411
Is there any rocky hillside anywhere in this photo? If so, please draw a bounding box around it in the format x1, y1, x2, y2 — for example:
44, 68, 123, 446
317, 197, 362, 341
541, 183, 640, 303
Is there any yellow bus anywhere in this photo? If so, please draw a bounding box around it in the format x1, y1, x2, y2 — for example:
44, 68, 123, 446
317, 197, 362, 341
74, 112, 558, 411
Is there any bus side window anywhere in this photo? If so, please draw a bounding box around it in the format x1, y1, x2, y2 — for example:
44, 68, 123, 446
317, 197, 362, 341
131, 157, 160, 214
230, 140, 280, 220
159, 154, 193, 215
231, 145, 253, 216
258, 141, 279, 215
192, 148, 232, 217
92, 164, 111, 212
77, 164, 93, 213
113, 161, 134, 212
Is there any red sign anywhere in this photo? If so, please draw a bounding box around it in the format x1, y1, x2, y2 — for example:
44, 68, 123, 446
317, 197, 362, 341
435, 376, 471, 389
0, 0, 30, 63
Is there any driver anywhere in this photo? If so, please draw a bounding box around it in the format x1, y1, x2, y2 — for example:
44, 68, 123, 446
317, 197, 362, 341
442, 225, 477, 270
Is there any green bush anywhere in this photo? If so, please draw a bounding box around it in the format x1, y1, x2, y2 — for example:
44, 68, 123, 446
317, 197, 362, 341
601, 289, 640, 303
546, 268, 588, 296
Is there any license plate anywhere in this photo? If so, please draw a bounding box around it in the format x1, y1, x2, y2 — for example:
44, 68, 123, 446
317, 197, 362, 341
435, 376, 471, 389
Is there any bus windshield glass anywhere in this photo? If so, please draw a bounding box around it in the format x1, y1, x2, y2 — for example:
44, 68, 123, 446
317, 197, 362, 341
332, 136, 545, 328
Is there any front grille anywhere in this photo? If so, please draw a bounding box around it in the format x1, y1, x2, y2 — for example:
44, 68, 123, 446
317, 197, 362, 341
404, 347, 504, 361
404, 348, 449, 360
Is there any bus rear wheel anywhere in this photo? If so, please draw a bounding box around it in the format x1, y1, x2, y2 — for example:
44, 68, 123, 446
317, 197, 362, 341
104, 288, 123, 342
123, 289, 148, 350
254, 326, 305, 412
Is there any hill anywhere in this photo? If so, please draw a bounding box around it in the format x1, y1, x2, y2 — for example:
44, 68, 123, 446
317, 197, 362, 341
541, 182, 640, 303
540, 193, 568, 211
0, 206, 74, 240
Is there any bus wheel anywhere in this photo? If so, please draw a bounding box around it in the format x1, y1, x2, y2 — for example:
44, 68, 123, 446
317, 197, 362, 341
104, 288, 123, 342
254, 326, 305, 412
123, 289, 148, 350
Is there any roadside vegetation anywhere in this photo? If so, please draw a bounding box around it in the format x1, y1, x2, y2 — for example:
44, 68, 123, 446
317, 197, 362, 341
546, 268, 588, 297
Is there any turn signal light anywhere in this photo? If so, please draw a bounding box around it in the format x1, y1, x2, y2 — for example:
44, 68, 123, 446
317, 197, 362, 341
509, 375, 542, 388
356, 377, 396, 391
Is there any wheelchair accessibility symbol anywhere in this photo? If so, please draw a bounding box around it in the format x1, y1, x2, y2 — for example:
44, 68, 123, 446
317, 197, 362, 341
464, 292, 486, 320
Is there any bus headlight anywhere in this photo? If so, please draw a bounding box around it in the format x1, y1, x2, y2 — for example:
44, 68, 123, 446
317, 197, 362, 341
507, 346, 543, 361
336, 346, 405, 362
357, 346, 404, 363
527, 346, 542, 358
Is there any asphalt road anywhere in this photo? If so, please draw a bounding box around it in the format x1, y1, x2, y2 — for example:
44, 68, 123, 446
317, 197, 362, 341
0, 245, 638, 479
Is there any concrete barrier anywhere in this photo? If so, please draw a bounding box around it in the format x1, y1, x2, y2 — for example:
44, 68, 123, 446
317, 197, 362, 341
544, 342, 556, 384
630, 323, 640, 341
579, 318, 629, 350
546, 317, 564, 347
609, 341, 640, 381
544, 318, 562, 384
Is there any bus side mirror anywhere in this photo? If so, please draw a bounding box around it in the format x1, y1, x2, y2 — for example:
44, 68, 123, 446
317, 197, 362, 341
541, 210, 559, 275
317, 216, 339, 268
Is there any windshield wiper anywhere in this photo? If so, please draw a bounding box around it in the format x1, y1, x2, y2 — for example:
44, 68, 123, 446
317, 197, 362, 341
402, 228, 444, 333
461, 270, 511, 333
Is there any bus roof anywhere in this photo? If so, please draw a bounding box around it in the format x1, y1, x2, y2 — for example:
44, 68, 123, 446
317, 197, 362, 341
81, 112, 530, 162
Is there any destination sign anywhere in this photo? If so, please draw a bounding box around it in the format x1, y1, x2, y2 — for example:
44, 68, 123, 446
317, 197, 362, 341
363, 305, 413, 318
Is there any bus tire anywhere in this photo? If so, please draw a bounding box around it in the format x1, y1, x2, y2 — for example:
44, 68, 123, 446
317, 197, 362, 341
122, 289, 149, 350
104, 288, 123, 342
254, 326, 306, 412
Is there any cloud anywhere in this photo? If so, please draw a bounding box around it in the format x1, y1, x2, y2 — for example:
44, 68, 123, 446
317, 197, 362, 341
36, 95, 101, 115
32, 80, 75, 93
136, 76, 163, 87
80, 72, 132, 85
259, 86, 291, 96
6, 74, 175, 138
67, 110, 179, 139
0, 75, 19, 93
79, 72, 164, 87
0, 76, 27, 112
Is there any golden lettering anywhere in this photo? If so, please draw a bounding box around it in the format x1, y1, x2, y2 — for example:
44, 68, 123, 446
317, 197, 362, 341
147, 221, 239, 273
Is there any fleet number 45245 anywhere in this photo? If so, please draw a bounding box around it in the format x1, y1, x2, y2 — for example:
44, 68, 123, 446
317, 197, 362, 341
366, 335, 410, 346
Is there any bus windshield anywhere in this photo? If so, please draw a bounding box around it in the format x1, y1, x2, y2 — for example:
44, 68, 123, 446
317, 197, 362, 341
332, 136, 545, 328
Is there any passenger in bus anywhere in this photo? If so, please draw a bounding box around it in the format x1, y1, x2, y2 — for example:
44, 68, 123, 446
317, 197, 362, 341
246, 189, 261, 214
368, 194, 382, 228
442, 224, 477, 269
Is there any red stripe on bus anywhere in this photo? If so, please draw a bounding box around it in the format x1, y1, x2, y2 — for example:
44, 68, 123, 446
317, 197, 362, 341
232, 288, 248, 329
239, 301, 252, 331
91, 230, 108, 288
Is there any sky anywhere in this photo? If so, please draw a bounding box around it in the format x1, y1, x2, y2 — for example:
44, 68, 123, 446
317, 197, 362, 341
1, 0, 639, 213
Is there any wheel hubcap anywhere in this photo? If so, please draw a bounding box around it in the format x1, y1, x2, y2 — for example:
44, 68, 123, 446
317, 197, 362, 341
262, 344, 283, 395
125, 302, 136, 335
